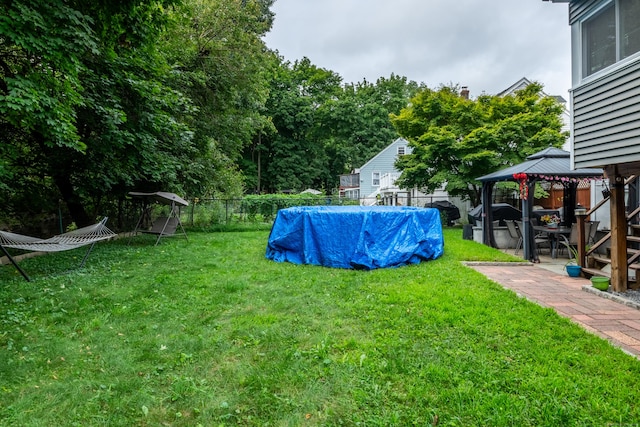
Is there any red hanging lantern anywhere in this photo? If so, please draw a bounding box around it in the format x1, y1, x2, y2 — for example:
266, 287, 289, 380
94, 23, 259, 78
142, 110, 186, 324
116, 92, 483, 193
513, 173, 528, 200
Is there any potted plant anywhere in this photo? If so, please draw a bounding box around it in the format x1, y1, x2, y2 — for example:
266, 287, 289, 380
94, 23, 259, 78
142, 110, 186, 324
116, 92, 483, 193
540, 213, 561, 228
562, 243, 582, 277
590, 276, 610, 291
565, 261, 582, 277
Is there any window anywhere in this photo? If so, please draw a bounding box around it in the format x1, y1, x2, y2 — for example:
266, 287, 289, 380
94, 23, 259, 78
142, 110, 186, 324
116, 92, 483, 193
397, 146, 406, 156
372, 172, 380, 187
583, 3, 615, 76
582, 0, 640, 77
621, 0, 640, 59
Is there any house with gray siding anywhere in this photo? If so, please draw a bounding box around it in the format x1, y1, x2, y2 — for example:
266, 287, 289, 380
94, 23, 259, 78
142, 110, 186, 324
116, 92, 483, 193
545, 0, 640, 291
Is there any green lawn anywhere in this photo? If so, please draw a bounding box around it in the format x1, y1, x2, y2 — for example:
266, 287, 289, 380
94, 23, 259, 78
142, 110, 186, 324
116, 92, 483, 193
1, 228, 639, 426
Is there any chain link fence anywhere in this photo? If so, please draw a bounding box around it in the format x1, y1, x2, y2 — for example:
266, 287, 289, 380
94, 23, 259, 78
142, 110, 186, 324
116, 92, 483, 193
184, 196, 359, 227
181, 195, 471, 228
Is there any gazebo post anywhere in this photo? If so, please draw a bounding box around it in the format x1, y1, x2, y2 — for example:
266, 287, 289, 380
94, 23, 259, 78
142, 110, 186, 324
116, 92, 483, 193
481, 182, 497, 247
563, 182, 578, 226
522, 180, 538, 262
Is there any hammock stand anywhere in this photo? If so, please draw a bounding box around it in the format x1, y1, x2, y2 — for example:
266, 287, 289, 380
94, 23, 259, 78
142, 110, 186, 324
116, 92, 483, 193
0, 217, 116, 281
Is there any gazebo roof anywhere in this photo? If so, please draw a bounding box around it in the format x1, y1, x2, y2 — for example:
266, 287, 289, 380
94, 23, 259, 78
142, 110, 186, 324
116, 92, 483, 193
477, 147, 603, 182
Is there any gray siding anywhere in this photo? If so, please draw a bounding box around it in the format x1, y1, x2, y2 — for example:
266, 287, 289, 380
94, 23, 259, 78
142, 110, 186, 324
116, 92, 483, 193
572, 58, 640, 169
568, 0, 600, 25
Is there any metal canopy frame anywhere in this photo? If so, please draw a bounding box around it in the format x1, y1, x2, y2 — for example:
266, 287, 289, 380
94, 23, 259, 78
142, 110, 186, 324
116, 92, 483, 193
128, 192, 189, 246
476, 148, 603, 262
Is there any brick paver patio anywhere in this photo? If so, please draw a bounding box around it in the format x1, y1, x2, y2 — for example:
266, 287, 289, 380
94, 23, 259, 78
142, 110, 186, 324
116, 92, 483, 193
466, 262, 640, 358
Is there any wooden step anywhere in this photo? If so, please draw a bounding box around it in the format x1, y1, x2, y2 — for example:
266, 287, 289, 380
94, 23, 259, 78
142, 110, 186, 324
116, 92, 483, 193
581, 267, 610, 278
590, 255, 640, 270
603, 247, 640, 257
590, 255, 611, 265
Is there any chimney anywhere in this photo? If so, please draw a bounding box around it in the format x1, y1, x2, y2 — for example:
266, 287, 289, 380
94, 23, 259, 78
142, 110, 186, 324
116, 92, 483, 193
460, 86, 470, 100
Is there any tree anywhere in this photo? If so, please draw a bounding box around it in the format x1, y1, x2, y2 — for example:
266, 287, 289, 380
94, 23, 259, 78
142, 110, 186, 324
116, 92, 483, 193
315, 74, 423, 189
391, 83, 568, 206
0, 0, 276, 228
162, 0, 275, 197
244, 64, 422, 194
248, 56, 342, 193
0, 0, 98, 152
0, 0, 192, 226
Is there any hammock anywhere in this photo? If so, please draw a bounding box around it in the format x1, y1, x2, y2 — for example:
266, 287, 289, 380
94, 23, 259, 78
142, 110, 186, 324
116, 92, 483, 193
0, 217, 116, 281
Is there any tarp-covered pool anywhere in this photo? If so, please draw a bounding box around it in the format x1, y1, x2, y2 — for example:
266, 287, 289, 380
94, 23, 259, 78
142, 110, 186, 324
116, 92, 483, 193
266, 206, 444, 270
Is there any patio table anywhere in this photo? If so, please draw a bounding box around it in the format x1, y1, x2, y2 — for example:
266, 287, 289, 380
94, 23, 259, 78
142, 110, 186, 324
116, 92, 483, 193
534, 225, 572, 259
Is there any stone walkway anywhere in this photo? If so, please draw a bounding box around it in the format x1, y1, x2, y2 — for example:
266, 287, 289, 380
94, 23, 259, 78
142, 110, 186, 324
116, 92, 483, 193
466, 262, 640, 358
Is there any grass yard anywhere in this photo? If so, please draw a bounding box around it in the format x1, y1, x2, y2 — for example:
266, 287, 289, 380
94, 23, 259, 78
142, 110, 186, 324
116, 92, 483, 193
1, 228, 639, 426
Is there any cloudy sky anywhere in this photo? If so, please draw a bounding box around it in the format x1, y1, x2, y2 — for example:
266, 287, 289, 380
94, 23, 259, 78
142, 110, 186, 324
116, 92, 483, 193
263, 0, 572, 100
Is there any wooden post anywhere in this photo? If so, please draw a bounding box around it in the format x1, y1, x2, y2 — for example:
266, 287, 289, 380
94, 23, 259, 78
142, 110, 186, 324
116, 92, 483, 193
610, 172, 628, 292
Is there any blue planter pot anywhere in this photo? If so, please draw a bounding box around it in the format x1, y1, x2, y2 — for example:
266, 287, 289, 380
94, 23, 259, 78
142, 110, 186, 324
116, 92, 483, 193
566, 264, 581, 277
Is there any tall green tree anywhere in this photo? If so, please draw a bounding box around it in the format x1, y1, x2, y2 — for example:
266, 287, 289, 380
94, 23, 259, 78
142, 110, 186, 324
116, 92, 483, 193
0, 0, 97, 152
391, 83, 568, 206
316, 74, 423, 189
244, 64, 422, 194
0, 0, 275, 228
162, 0, 274, 197
249, 56, 342, 193
0, 0, 189, 226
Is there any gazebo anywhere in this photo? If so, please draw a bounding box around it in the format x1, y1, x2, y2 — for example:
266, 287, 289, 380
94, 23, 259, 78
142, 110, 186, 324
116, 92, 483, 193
477, 147, 603, 261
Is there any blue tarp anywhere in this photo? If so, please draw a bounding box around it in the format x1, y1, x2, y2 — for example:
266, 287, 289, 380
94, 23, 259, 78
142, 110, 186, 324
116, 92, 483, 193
266, 206, 444, 270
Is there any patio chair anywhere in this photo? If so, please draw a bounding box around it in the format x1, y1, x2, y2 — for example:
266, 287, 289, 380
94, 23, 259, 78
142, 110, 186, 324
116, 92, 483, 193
587, 220, 599, 245
559, 222, 592, 260
505, 220, 522, 254
516, 220, 551, 255
532, 225, 551, 254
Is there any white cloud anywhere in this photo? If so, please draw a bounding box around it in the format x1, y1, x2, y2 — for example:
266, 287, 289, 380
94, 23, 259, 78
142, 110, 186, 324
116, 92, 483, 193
263, 0, 572, 98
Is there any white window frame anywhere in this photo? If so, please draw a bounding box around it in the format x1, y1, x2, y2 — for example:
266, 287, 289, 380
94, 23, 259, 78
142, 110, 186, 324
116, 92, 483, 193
579, 0, 640, 81
372, 171, 380, 187
397, 145, 406, 156
581, 1, 616, 78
